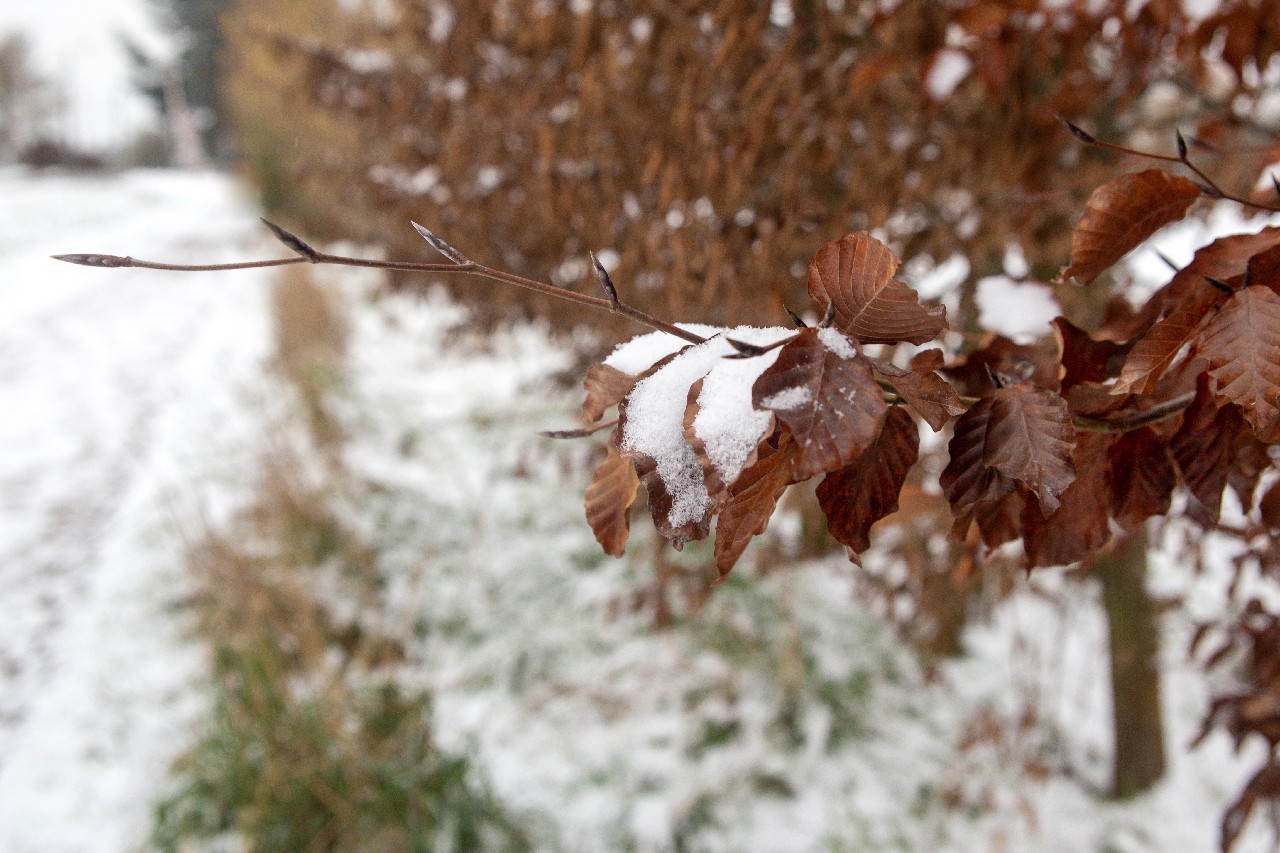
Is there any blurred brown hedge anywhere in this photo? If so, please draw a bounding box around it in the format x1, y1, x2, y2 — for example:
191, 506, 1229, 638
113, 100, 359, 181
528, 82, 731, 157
222, 0, 1280, 335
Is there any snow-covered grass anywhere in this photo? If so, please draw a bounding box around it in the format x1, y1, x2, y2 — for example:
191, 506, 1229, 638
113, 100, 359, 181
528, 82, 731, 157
3, 167, 1279, 851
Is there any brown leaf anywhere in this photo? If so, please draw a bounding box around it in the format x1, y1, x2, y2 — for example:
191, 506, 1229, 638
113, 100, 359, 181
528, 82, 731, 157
871, 356, 965, 431
1108, 427, 1176, 529
714, 436, 797, 580
1112, 293, 1220, 395
1247, 242, 1280, 295
940, 399, 1023, 544
582, 363, 638, 424
753, 327, 888, 480
1052, 317, 1129, 390
630, 449, 713, 549
584, 448, 640, 557
984, 383, 1077, 515
1169, 380, 1246, 523
806, 232, 947, 345
1059, 169, 1200, 285
1260, 480, 1280, 529
943, 333, 1060, 396
1199, 286, 1280, 442
816, 406, 920, 555
1024, 432, 1114, 567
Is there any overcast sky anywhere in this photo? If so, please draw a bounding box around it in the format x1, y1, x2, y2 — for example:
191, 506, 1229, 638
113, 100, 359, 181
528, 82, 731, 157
0, 0, 168, 150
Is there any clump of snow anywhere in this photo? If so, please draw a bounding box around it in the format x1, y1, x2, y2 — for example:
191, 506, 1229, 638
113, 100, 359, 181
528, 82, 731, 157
602, 323, 724, 376
759, 386, 811, 410
621, 327, 794, 524
975, 276, 1062, 341
818, 326, 860, 359
925, 48, 973, 101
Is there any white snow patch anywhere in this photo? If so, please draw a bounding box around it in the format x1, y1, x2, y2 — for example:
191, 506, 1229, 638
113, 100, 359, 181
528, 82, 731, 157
760, 386, 812, 411
603, 324, 724, 376
818, 326, 860, 359
975, 276, 1061, 341
925, 49, 973, 101
621, 327, 793, 525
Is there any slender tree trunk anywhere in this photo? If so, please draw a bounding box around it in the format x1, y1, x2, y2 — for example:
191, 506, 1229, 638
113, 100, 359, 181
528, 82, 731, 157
1095, 527, 1166, 798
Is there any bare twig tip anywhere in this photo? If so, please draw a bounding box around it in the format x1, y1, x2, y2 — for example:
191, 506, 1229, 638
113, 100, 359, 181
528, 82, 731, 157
261, 218, 319, 260
783, 305, 808, 328
589, 252, 620, 308
1058, 116, 1096, 145
410, 221, 469, 265
51, 253, 130, 268
819, 300, 837, 328
1204, 275, 1236, 296
1153, 249, 1180, 273
1175, 130, 1189, 160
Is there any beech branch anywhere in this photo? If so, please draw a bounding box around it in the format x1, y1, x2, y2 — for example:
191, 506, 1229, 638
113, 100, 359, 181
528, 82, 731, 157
1060, 118, 1280, 214
53, 219, 709, 346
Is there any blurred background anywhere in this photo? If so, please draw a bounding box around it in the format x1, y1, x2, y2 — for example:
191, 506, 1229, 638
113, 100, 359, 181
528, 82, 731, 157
2, 1, 1280, 851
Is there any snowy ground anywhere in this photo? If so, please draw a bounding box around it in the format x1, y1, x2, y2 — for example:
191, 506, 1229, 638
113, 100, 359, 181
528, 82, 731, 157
0, 168, 273, 851
0, 167, 1276, 852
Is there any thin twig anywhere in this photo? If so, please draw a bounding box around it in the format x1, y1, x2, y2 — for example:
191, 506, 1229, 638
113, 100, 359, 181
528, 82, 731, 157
1070, 391, 1196, 434
53, 220, 709, 346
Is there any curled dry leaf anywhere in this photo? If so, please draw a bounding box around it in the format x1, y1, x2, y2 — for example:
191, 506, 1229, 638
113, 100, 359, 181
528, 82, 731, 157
983, 383, 1077, 515
584, 447, 640, 557
1169, 379, 1246, 523
713, 435, 798, 580
806, 232, 947, 345
753, 327, 888, 481
1059, 169, 1200, 285
1108, 427, 1176, 530
582, 362, 638, 424
1023, 432, 1113, 568
1112, 287, 1223, 395
816, 406, 920, 556
870, 355, 965, 431
1199, 286, 1280, 442
1052, 317, 1129, 390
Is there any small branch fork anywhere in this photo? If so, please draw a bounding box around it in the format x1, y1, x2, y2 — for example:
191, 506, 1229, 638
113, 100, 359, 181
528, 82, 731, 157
53, 219, 708, 346
1059, 117, 1280, 214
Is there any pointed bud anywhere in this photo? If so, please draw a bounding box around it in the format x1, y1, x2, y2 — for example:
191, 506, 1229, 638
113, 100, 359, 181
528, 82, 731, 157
50, 253, 131, 267
1058, 116, 1096, 145
1153, 250, 1180, 273
261, 218, 319, 259
410, 221, 469, 264
1204, 275, 1235, 296
590, 251, 619, 308
1175, 130, 1188, 160
783, 305, 808, 328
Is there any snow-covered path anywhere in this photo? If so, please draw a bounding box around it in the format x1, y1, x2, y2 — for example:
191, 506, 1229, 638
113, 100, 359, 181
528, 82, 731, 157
0, 169, 272, 851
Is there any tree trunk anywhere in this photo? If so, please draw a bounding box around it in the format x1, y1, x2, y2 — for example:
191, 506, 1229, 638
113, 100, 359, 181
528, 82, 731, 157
1095, 527, 1166, 798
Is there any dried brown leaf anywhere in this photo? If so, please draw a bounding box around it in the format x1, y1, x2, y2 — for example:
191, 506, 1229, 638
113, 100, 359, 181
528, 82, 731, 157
1052, 317, 1129, 390
584, 448, 640, 557
1108, 427, 1176, 529
1059, 169, 1200, 285
1199, 286, 1280, 442
582, 362, 638, 424
714, 436, 797, 580
984, 383, 1077, 515
871, 356, 965, 431
806, 232, 947, 345
816, 406, 920, 555
1024, 432, 1113, 567
1169, 379, 1247, 523
753, 327, 888, 480
1112, 294, 1219, 395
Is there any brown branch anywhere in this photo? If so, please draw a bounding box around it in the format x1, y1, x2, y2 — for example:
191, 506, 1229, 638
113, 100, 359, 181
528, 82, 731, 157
1060, 117, 1280, 214
53, 220, 709, 346
1070, 391, 1196, 434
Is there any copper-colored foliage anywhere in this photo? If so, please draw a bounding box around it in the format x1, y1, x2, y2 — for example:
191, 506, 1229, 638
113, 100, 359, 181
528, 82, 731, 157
1199, 286, 1280, 442
1052, 317, 1129, 390
805, 232, 947, 345
584, 447, 640, 557
1108, 427, 1176, 530
627, 450, 712, 551
944, 333, 1060, 396
582, 363, 636, 424
1222, 760, 1280, 853
1059, 169, 1200, 285
1169, 381, 1247, 522
870, 355, 965, 431
1247, 242, 1280, 293
940, 399, 1016, 542
816, 406, 920, 555
713, 435, 797, 580
1112, 294, 1221, 395
752, 327, 888, 481
1023, 432, 1113, 567
984, 383, 1077, 515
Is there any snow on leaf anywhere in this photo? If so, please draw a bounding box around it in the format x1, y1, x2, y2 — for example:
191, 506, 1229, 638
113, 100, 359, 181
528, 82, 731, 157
584, 447, 639, 557
806, 232, 947, 345
984, 383, 1077, 515
1199, 286, 1280, 442
1059, 169, 1200, 285
752, 327, 888, 481
816, 406, 919, 556
713, 435, 796, 580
